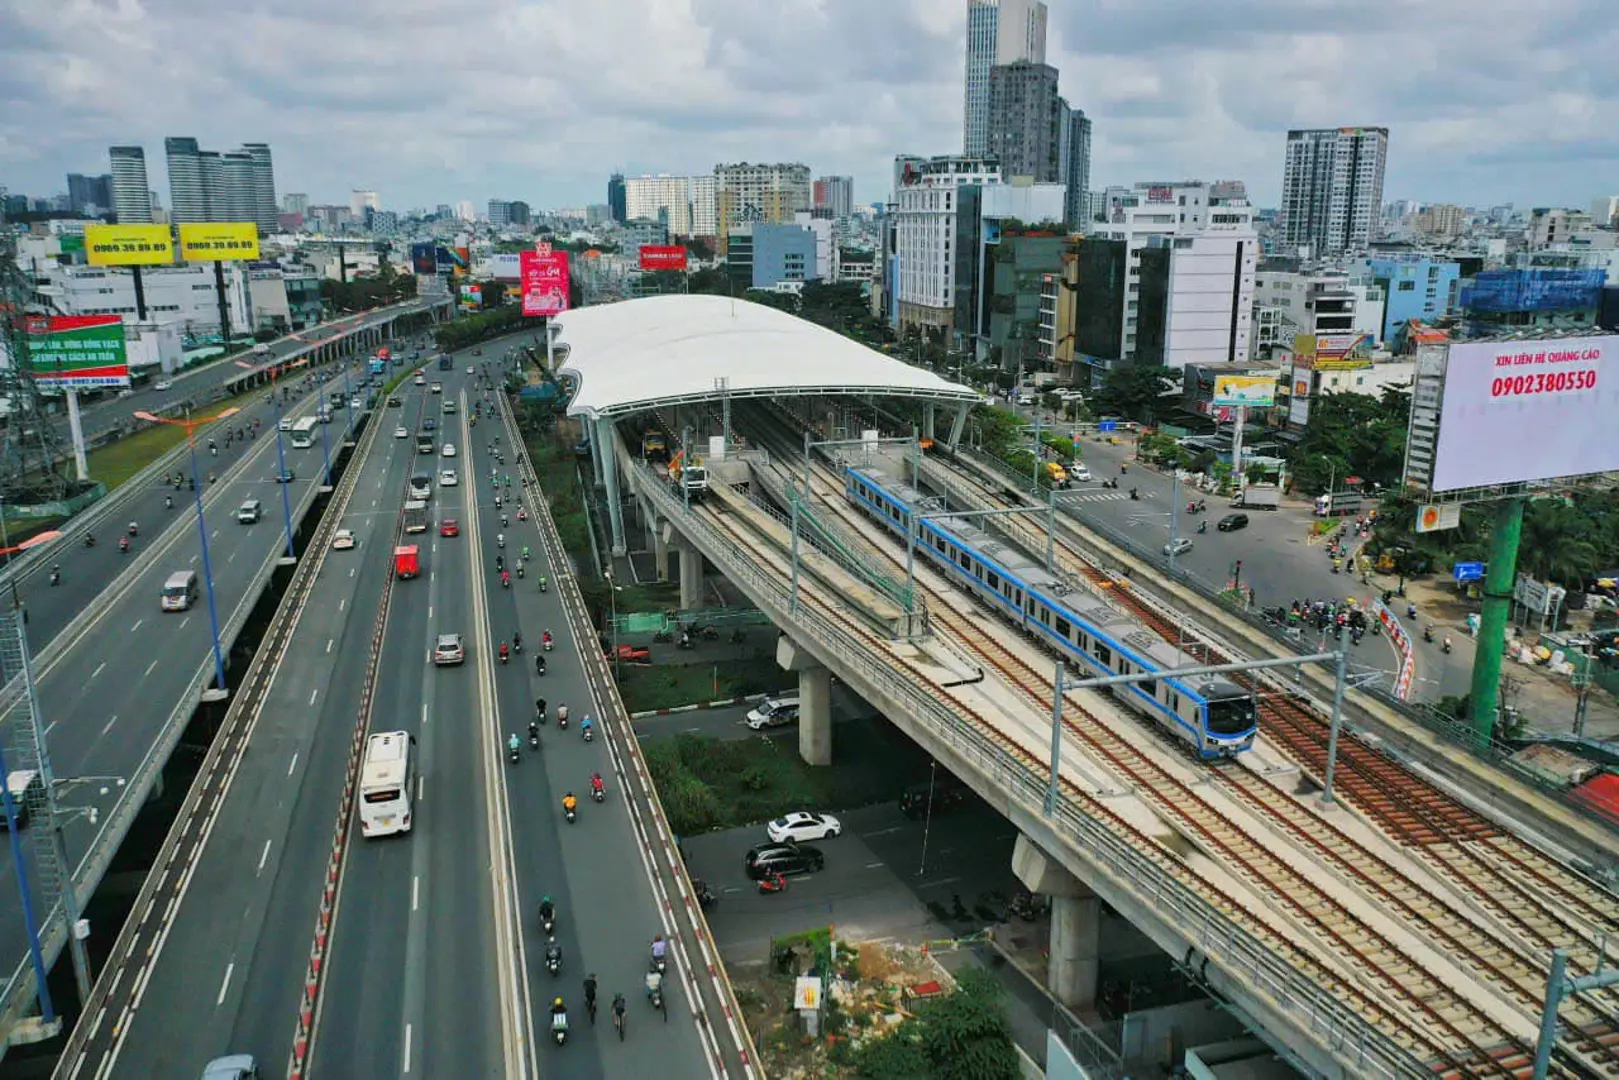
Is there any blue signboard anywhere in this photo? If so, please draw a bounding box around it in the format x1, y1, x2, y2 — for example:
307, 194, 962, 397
1098, 420, 1118, 433
1453, 561, 1486, 583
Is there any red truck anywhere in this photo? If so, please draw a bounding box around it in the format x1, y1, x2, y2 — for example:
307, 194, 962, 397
606, 644, 650, 663
393, 545, 420, 580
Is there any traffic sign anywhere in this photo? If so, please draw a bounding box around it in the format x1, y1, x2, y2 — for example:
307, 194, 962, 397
1098, 420, 1118, 433
1453, 561, 1486, 583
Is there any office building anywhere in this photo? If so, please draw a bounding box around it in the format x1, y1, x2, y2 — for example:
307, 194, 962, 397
1280, 127, 1388, 256
351, 189, 380, 218
1048, 237, 1131, 381
1461, 268, 1606, 335
793, 211, 838, 280
456, 200, 475, 222
220, 151, 257, 223
714, 162, 812, 239
506, 200, 531, 227
624, 175, 694, 236
608, 173, 627, 223
241, 143, 278, 231
813, 176, 854, 220
987, 61, 1063, 183
45, 262, 250, 331
726, 222, 819, 291
1063, 110, 1091, 231
1360, 255, 1461, 345
282, 193, 309, 215
1254, 268, 1384, 343
108, 146, 152, 223
892, 154, 1002, 331
1526, 207, 1592, 248
996, 0, 1047, 64
963, 0, 1047, 158
489, 199, 513, 227
1095, 181, 1258, 369
690, 174, 718, 236
67, 173, 114, 216
165, 137, 210, 222
623, 218, 671, 252
1590, 195, 1619, 230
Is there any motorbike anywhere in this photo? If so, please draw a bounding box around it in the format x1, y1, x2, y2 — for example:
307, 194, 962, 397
541, 911, 556, 936
1196, 521, 1207, 534
501, 572, 510, 589
564, 804, 577, 824
551, 1010, 568, 1046
119, 537, 130, 554
583, 724, 594, 743
508, 742, 520, 765
757, 872, 787, 895
651, 951, 667, 977
539, 578, 547, 593
517, 563, 525, 579
694, 879, 717, 910
84, 534, 96, 548
652, 629, 673, 644
647, 978, 664, 1012
1442, 637, 1453, 654
514, 638, 523, 654
543, 636, 554, 652
49, 568, 61, 587
1101, 478, 1118, 490
529, 729, 540, 750
677, 634, 694, 651
537, 658, 547, 677
1423, 625, 1434, 643
592, 784, 605, 803
546, 946, 562, 977
499, 646, 509, 665
1008, 890, 1040, 922
128, 522, 139, 537
1128, 488, 1140, 500
557, 706, 569, 729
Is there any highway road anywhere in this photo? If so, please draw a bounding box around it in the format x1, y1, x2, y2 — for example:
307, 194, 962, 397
0, 357, 379, 1023
80, 362, 451, 1076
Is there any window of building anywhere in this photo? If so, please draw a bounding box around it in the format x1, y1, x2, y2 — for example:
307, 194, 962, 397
1398, 281, 1415, 291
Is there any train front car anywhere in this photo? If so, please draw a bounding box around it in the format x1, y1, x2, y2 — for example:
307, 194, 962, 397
1194, 677, 1259, 758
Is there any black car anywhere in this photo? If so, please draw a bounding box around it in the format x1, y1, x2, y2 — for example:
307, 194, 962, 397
422, 418, 437, 432
900, 782, 968, 819
1217, 513, 1249, 532
744, 841, 824, 880
387, 396, 402, 408
274, 468, 296, 483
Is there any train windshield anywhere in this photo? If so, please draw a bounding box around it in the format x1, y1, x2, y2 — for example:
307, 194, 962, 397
1205, 695, 1257, 735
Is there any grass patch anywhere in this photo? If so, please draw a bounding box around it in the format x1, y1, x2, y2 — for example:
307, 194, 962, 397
616, 657, 787, 713
644, 731, 840, 834
86, 422, 191, 491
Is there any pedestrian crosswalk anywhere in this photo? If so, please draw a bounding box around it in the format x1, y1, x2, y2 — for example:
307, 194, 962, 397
1057, 489, 1130, 503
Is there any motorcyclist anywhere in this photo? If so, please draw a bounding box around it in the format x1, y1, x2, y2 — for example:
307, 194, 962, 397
513, 631, 523, 652
1197, 520, 1207, 534
85, 532, 96, 547
546, 937, 563, 970
507, 732, 520, 755
50, 564, 61, 587
497, 533, 505, 548
550, 996, 568, 1030
591, 772, 605, 797
651, 934, 667, 965
499, 641, 510, 662
119, 535, 129, 553
539, 895, 555, 925
501, 570, 510, 588
528, 718, 540, 740
542, 630, 554, 649
536, 654, 546, 676
645, 967, 663, 1000
128, 520, 138, 536
562, 792, 578, 815
583, 974, 598, 1017
522, 545, 531, 560
556, 703, 569, 725
581, 715, 593, 738
164, 494, 173, 510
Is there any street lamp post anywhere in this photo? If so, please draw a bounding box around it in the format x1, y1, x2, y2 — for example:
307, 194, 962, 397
317, 395, 334, 492
604, 571, 622, 679
269, 373, 297, 563
342, 360, 356, 445
135, 408, 240, 701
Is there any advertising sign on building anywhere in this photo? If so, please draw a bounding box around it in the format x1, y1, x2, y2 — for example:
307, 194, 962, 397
84, 223, 174, 266
1514, 575, 1566, 617
489, 253, 522, 281
1416, 502, 1463, 534
459, 284, 482, 310
411, 243, 437, 275
520, 244, 571, 317
638, 245, 689, 272
1211, 374, 1277, 408
1293, 332, 1374, 371
1288, 396, 1311, 427
1145, 186, 1174, 203
1430, 334, 1618, 492
177, 222, 260, 262
25, 315, 131, 388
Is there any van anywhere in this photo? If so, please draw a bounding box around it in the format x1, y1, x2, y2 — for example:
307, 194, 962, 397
162, 571, 199, 612
745, 695, 801, 730
0, 771, 43, 830
235, 499, 263, 524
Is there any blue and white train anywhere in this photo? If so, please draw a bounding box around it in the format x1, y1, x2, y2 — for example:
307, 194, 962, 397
845, 466, 1258, 759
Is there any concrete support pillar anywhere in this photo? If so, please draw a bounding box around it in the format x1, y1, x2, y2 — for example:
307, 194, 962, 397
947, 402, 972, 450
924, 402, 937, 441
1013, 834, 1099, 1010
776, 636, 831, 766
588, 418, 606, 488
597, 417, 626, 556
653, 529, 669, 581
678, 544, 704, 610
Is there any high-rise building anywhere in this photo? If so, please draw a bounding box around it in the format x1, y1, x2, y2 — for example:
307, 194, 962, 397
241, 143, 278, 231
892, 154, 1003, 330
624, 175, 693, 236
489, 199, 512, 227
351, 189, 380, 219
987, 61, 1063, 183
456, 200, 475, 222
813, 176, 854, 220
996, 0, 1048, 64
1280, 127, 1389, 256
282, 192, 309, 215
67, 173, 114, 216
1063, 110, 1092, 230
963, 1, 998, 157
165, 137, 209, 222
221, 151, 257, 223
507, 200, 531, 227
608, 173, 627, 223
714, 163, 812, 243
690, 174, 717, 236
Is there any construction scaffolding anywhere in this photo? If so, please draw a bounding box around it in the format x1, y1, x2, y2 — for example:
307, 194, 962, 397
0, 232, 76, 505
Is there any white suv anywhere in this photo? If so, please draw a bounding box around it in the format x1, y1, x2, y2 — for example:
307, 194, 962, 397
433, 633, 465, 666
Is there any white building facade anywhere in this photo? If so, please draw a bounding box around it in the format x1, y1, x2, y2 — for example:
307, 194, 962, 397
624, 174, 694, 236
893, 156, 1002, 330
44, 263, 251, 334
1280, 127, 1388, 257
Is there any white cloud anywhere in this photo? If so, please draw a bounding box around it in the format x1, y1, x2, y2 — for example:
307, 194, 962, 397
1, 0, 1615, 211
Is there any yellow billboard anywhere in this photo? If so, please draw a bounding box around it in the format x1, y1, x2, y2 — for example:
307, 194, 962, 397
178, 222, 261, 262
1211, 374, 1277, 408
1293, 332, 1373, 371
84, 224, 174, 266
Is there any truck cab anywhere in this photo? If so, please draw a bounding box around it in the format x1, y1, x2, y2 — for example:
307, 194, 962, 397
393, 545, 420, 580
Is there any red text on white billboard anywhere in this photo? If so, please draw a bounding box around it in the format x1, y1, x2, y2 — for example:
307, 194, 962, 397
520, 249, 571, 317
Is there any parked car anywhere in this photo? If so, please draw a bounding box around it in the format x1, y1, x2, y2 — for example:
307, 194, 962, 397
745, 695, 800, 730
766, 811, 842, 844
743, 841, 824, 880
201, 1055, 261, 1080
899, 782, 968, 819
1217, 513, 1249, 532
433, 633, 465, 666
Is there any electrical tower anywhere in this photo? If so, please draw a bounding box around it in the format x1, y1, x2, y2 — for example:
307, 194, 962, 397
0, 232, 75, 504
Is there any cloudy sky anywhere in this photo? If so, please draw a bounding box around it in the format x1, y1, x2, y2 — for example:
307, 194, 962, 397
3, 0, 1616, 214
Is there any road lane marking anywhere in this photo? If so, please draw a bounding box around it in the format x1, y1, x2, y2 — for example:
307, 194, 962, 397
130, 619, 143, 633
421, 702, 428, 726
179, 616, 190, 630
92, 662, 106, 679
211, 529, 219, 540
864, 826, 902, 838
339, 598, 345, 612
412, 875, 420, 912
427, 605, 433, 620
309, 687, 318, 705
190, 554, 199, 565
100, 715, 118, 737
416, 776, 423, 802
258, 839, 272, 875
327, 638, 333, 653
865, 861, 885, 869
216, 961, 234, 1006
143, 659, 158, 678
403, 1024, 413, 1073
287, 752, 299, 776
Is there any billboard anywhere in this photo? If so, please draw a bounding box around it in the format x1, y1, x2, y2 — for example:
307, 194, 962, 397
1428, 334, 1619, 492
177, 222, 260, 262
84, 223, 173, 266
520, 246, 571, 317
24, 315, 130, 388
489, 253, 522, 281
411, 243, 437, 275
1415, 502, 1462, 534
1211, 374, 1276, 408
459, 284, 482, 310
1294, 332, 1373, 371
639, 245, 688, 272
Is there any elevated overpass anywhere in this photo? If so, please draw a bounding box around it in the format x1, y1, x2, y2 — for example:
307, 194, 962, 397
551, 295, 1619, 1079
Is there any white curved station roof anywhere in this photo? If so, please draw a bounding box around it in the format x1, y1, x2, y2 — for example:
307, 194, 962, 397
554, 294, 980, 418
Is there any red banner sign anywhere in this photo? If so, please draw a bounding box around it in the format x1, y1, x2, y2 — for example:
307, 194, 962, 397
520, 247, 571, 317
638, 245, 688, 272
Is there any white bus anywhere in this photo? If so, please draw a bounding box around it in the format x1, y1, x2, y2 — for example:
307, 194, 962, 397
289, 416, 320, 449
401, 499, 429, 534
359, 731, 415, 838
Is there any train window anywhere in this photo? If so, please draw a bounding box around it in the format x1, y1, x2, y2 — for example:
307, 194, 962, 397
1140, 679, 1157, 698
958, 550, 971, 570
1171, 693, 1181, 712
1094, 643, 1112, 668
986, 570, 1000, 591
1206, 697, 1255, 735
934, 535, 947, 554
1076, 631, 1089, 650
1055, 616, 1071, 638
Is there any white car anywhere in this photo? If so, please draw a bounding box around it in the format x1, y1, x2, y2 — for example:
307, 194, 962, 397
154, 379, 173, 392
441, 443, 456, 458
766, 811, 842, 844
439, 469, 458, 487
466, 366, 474, 374
332, 529, 356, 550
414, 374, 426, 386
394, 426, 409, 439
1070, 463, 1092, 482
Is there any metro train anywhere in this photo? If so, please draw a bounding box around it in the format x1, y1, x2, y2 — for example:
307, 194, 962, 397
845, 466, 1258, 759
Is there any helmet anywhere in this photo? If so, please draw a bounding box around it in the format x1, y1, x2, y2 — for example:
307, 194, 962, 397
542, 894, 551, 905
553, 997, 563, 1008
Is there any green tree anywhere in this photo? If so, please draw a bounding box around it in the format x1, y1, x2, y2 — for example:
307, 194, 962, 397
474, 279, 507, 310
851, 968, 1018, 1080
1289, 387, 1410, 493
1519, 498, 1601, 587
1091, 364, 1175, 423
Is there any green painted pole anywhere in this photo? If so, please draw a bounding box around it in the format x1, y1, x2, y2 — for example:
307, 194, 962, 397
1468, 497, 1524, 743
